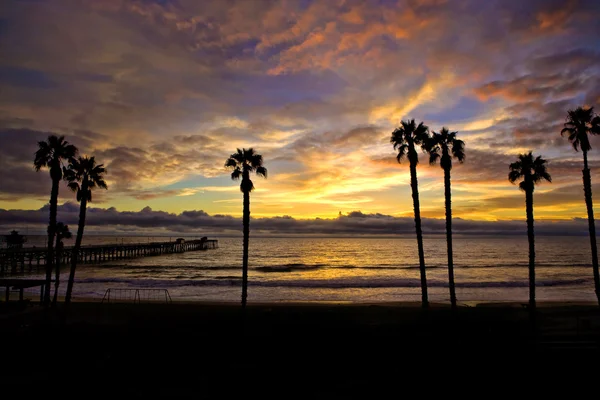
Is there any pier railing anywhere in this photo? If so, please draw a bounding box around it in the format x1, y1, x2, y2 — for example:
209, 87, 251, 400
0, 239, 218, 276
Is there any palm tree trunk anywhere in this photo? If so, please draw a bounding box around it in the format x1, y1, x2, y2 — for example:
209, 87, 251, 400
45, 178, 59, 305
582, 151, 600, 306
241, 189, 250, 308
410, 161, 428, 308
525, 186, 535, 311
65, 196, 87, 304
52, 242, 61, 306
444, 167, 456, 309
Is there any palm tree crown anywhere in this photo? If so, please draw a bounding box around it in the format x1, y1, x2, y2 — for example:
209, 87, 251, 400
508, 152, 552, 191
225, 148, 267, 192
55, 222, 72, 244
561, 106, 600, 153
427, 128, 465, 169
34, 135, 78, 180
64, 156, 108, 201
390, 119, 429, 164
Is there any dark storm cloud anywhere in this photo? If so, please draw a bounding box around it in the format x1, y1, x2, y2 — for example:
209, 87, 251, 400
0, 204, 594, 236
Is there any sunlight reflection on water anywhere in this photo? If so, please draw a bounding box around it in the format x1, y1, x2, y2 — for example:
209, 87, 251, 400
30, 235, 598, 303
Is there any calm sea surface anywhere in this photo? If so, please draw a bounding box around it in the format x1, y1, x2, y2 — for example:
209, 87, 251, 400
16, 235, 599, 303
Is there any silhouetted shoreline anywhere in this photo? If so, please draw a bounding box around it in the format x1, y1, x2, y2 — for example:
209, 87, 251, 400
0, 301, 597, 394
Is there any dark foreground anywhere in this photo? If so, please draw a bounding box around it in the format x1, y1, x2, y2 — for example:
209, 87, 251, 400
1, 301, 599, 394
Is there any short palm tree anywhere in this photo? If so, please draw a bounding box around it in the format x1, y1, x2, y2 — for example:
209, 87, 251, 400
34, 135, 78, 305
53, 222, 72, 306
427, 128, 465, 309
64, 156, 107, 304
561, 106, 600, 305
225, 148, 267, 308
508, 152, 551, 313
391, 119, 431, 308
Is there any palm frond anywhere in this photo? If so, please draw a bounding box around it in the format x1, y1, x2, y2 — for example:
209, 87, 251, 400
255, 166, 267, 178
592, 116, 600, 135
451, 139, 465, 162
414, 121, 430, 145
225, 157, 238, 169
95, 178, 108, 190
390, 127, 407, 148
560, 126, 574, 137
395, 144, 408, 163
34, 141, 51, 170
232, 149, 245, 164
250, 153, 264, 169
231, 167, 242, 180
508, 169, 522, 184
68, 182, 80, 193
428, 151, 440, 166
533, 156, 551, 183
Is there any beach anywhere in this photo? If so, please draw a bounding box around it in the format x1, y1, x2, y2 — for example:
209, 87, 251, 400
1, 300, 599, 394
3, 236, 600, 393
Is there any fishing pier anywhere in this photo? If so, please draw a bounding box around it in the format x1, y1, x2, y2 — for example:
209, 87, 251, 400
0, 238, 218, 275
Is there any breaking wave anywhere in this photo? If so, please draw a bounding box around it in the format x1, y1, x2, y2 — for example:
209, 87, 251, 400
76, 277, 590, 289
87, 262, 593, 272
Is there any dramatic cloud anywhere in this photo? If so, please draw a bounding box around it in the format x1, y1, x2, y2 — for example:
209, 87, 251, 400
1, 0, 599, 224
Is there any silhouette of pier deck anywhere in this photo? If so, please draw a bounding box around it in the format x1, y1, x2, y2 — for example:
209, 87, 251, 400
0, 238, 218, 275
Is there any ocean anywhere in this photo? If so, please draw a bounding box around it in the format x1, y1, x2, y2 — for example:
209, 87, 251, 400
12, 235, 599, 303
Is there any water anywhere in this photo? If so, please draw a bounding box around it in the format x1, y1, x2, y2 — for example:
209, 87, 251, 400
14, 235, 599, 303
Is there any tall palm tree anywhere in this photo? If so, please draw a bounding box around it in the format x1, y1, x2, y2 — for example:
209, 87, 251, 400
427, 128, 465, 309
34, 135, 78, 305
225, 148, 267, 308
561, 106, 600, 305
64, 156, 107, 304
391, 119, 431, 308
508, 152, 551, 313
53, 222, 72, 306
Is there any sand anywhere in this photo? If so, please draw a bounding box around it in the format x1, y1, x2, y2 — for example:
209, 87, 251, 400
0, 300, 599, 394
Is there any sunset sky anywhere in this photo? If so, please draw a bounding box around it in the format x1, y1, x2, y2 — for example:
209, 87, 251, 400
1, 0, 600, 234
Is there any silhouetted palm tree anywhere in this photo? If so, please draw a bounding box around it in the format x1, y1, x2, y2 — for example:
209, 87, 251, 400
63, 156, 107, 304
561, 106, 600, 305
225, 148, 267, 308
34, 135, 78, 305
391, 119, 431, 308
508, 152, 551, 313
53, 222, 72, 306
427, 128, 465, 309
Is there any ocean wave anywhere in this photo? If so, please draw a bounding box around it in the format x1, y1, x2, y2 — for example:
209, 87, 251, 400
86, 262, 593, 273
75, 277, 590, 289
255, 263, 327, 272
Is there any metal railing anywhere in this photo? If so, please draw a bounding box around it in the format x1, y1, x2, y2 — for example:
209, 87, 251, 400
101, 288, 172, 304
